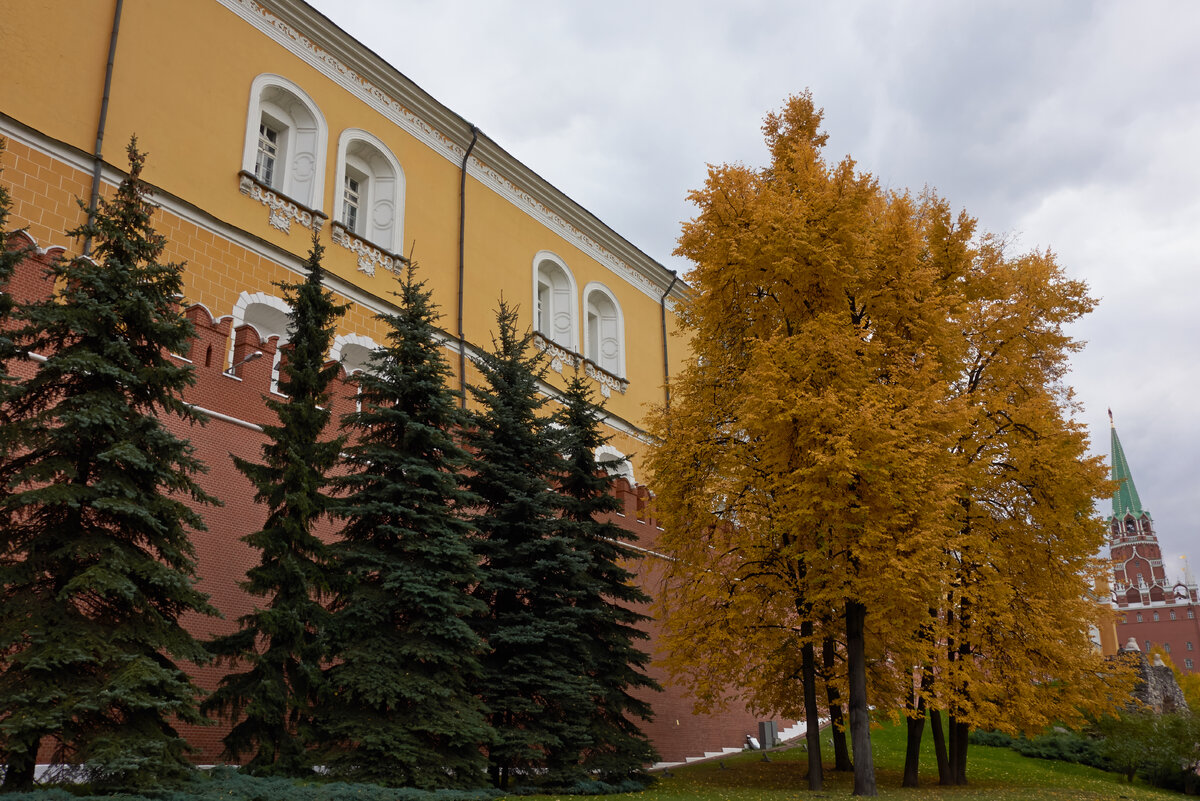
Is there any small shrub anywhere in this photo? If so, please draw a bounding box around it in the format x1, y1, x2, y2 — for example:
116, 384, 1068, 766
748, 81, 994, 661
969, 730, 1015, 748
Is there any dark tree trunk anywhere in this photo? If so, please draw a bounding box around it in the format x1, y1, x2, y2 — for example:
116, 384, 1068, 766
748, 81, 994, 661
800, 618, 824, 791
902, 674, 927, 787
903, 713, 925, 787
823, 636, 852, 771
947, 712, 958, 784
951, 596, 972, 785
845, 601, 877, 796
930, 709, 950, 785
952, 719, 970, 785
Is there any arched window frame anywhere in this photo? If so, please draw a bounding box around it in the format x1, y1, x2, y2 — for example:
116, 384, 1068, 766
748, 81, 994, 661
532, 251, 578, 353
332, 129, 405, 252
582, 281, 626, 379
330, 333, 382, 376
241, 74, 328, 211
595, 444, 635, 486
230, 291, 293, 393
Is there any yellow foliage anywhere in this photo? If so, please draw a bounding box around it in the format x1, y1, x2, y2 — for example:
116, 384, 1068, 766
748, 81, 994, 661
647, 91, 1133, 737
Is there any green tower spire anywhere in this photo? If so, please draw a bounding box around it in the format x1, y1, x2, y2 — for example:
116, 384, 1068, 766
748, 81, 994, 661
1109, 411, 1144, 519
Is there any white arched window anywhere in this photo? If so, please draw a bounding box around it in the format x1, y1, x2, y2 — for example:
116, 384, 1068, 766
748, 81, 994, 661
333, 130, 405, 252
330, 333, 381, 376
595, 444, 635, 485
533, 252, 577, 352
230, 291, 292, 391
241, 74, 327, 211
583, 282, 624, 377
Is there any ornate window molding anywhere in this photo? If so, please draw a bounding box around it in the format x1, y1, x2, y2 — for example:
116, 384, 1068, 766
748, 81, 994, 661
240, 73, 328, 226
239, 171, 326, 234
582, 281, 625, 379
583, 358, 629, 398
331, 222, 405, 277
532, 333, 629, 399
333, 128, 405, 252
533, 332, 580, 374
532, 251, 578, 353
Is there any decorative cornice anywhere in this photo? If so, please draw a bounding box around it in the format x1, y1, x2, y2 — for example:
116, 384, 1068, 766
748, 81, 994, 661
214, 0, 684, 307
330, 222, 405, 277
238, 171, 325, 234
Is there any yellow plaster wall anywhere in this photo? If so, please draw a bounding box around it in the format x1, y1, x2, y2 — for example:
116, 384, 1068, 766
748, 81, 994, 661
2, 0, 690, 453
0, 1, 113, 157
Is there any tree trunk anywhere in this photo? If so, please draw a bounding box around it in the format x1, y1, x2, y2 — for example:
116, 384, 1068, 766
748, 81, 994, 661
845, 601, 877, 796
800, 618, 824, 791
903, 715, 924, 788
947, 712, 958, 784
902, 677, 926, 787
952, 719, 969, 785
930, 709, 950, 785
823, 636, 852, 771
953, 597, 972, 785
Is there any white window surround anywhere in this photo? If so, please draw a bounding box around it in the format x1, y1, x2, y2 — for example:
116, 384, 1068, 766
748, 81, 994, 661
230, 291, 293, 392
532, 251, 578, 353
332, 129, 405, 252
241, 74, 327, 211
595, 444, 634, 486
330, 333, 381, 376
582, 281, 625, 378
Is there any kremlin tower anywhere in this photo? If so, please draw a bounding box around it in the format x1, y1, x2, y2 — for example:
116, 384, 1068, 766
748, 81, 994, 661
1109, 413, 1200, 673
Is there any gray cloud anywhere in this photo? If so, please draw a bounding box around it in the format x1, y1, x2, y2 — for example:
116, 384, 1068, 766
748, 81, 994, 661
311, 0, 1200, 577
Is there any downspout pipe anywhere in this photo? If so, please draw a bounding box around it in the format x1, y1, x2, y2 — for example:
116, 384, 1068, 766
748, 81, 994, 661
457, 125, 479, 408
659, 270, 679, 410
84, 0, 125, 256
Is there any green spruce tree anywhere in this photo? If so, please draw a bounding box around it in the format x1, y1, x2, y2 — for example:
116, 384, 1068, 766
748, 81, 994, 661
203, 235, 346, 775
556, 374, 659, 784
465, 303, 594, 790
315, 265, 491, 788
0, 140, 217, 791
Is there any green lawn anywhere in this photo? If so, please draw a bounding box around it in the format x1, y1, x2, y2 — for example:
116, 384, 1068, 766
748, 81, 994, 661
509, 723, 1181, 800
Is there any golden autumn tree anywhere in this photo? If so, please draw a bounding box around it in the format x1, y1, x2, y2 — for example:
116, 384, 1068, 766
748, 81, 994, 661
904, 238, 1134, 787
648, 94, 967, 796
649, 94, 1130, 796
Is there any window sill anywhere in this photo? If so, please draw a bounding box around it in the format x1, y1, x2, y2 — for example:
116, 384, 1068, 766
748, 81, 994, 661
330, 222, 409, 278
238, 171, 326, 234
532, 332, 629, 398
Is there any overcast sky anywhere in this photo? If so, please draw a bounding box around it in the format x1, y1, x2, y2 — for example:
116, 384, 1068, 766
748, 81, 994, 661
308, 0, 1200, 578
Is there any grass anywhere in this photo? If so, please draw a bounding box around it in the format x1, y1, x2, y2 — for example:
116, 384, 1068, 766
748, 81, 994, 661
508, 722, 1182, 800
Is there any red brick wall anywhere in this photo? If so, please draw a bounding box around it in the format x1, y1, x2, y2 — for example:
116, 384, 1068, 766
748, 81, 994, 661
1116, 607, 1200, 674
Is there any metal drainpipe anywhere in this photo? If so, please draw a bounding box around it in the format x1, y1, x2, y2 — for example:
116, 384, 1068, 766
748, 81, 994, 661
659, 270, 679, 409
457, 125, 479, 408
84, 0, 125, 256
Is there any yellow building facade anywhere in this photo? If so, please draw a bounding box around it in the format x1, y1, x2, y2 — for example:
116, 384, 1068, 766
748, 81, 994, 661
1, 0, 686, 464
3, 0, 784, 767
